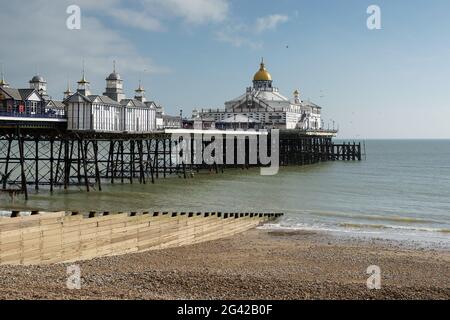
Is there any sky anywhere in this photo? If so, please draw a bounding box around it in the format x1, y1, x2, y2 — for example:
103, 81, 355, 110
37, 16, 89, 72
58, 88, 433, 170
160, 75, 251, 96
0, 0, 449, 139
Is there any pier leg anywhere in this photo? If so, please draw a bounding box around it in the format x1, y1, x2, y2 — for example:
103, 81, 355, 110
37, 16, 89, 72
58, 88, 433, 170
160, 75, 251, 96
64, 139, 69, 190
35, 138, 39, 190
169, 139, 173, 174
113, 141, 120, 184
18, 130, 28, 200
54, 140, 63, 185
150, 140, 155, 184
93, 140, 102, 191
163, 138, 167, 178
50, 139, 54, 193
145, 139, 155, 184
155, 139, 159, 179
129, 140, 134, 184
80, 139, 90, 192
109, 141, 117, 184
138, 140, 146, 184
77, 140, 82, 184
2, 137, 12, 190
358, 143, 362, 161
106, 141, 113, 179
120, 141, 124, 183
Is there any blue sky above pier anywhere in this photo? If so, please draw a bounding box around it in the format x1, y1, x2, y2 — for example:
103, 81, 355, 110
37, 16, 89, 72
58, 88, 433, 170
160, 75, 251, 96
0, 0, 449, 138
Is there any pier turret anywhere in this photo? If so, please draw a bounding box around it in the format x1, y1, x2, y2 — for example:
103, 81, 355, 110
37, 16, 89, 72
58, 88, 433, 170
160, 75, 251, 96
77, 60, 91, 96
0, 71, 8, 88
77, 71, 91, 96
77, 75, 90, 96
104, 61, 125, 102
293, 89, 301, 104
64, 82, 73, 99
134, 81, 146, 102
30, 74, 49, 100
253, 58, 273, 90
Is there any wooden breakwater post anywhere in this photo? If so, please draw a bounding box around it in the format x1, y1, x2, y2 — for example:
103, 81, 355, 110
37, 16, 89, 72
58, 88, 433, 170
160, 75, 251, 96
0, 210, 283, 265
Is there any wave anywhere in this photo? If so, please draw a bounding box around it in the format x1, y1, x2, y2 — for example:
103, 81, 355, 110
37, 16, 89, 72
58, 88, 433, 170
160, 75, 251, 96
304, 210, 443, 224
260, 221, 450, 236
339, 223, 450, 234
259, 223, 383, 235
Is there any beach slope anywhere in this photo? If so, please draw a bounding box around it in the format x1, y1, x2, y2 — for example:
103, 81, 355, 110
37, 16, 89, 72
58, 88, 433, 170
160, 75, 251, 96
0, 229, 448, 300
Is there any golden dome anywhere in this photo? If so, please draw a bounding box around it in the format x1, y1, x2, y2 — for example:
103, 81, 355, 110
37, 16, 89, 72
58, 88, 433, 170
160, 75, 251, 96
253, 59, 272, 81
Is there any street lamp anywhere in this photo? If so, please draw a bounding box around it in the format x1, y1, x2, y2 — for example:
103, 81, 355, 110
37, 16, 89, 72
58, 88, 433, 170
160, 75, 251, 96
179, 109, 183, 128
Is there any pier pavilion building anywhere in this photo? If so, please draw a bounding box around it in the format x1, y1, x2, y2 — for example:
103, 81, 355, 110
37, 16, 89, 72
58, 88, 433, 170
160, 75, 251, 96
65, 65, 156, 132
0, 71, 68, 126
0, 87, 44, 116
194, 59, 322, 130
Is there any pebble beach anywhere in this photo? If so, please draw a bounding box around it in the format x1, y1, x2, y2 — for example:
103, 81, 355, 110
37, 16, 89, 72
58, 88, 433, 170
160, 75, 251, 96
0, 229, 448, 300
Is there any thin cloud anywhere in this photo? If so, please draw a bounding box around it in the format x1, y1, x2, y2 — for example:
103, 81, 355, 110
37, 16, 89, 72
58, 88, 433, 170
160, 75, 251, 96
0, 1, 169, 100
255, 14, 289, 33
216, 14, 289, 48
107, 8, 165, 32
142, 0, 230, 25
76, 0, 230, 32
215, 25, 262, 49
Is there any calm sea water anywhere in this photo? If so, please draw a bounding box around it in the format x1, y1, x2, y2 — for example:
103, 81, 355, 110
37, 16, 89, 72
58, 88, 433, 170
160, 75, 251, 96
1, 140, 449, 247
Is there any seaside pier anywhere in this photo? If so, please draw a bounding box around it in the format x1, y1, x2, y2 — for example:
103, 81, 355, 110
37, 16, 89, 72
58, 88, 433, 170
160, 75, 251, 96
0, 125, 361, 200
0, 59, 363, 199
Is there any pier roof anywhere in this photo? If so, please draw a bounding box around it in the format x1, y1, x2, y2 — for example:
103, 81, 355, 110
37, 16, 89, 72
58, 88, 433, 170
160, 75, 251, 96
46, 100, 65, 109
65, 92, 91, 103
120, 98, 146, 108
0, 87, 22, 100
253, 59, 272, 81
0, 87, 41, 101
88, 95, 121, 105
106, 72, 121, 81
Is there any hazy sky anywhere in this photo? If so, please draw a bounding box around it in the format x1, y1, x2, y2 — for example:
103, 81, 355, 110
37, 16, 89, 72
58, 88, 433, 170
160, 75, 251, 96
0, 0, 449, 139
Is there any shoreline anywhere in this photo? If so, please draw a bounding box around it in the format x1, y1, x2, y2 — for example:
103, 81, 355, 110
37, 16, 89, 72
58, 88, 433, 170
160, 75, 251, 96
2, 209, 448, 250
259, 224, 450, 252
0, 228, 448, 300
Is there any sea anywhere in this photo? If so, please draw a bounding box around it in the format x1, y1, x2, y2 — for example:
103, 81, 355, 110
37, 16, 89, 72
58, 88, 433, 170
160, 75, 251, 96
1, 140, 449, 248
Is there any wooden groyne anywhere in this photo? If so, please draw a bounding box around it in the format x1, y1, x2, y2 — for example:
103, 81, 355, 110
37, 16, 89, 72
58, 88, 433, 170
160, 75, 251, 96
0, 211, 283, 265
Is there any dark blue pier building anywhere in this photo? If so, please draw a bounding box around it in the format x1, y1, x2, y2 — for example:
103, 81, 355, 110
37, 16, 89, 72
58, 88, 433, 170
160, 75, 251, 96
0, 74, 66, 128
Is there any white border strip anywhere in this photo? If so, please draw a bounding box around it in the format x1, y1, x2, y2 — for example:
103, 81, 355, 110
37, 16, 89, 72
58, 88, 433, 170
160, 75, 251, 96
165, 129, 268, 136
0, 116, 67, 123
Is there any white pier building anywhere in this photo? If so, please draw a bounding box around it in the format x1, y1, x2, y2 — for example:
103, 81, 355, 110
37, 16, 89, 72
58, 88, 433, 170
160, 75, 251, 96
65, 64, 156, 132
194, 59, 322, 130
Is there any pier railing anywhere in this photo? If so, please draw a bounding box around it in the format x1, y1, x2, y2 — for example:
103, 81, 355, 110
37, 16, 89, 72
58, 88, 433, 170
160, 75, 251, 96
0, 112, 66, 119
331, 142, 362, 161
